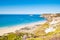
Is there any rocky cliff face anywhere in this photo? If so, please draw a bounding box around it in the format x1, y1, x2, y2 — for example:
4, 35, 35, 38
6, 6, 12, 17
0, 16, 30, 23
35, 14, 60, 40
42, 14, 60, 22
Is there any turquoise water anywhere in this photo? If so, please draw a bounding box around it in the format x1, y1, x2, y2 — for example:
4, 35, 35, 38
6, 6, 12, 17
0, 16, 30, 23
0, 14, 46, 27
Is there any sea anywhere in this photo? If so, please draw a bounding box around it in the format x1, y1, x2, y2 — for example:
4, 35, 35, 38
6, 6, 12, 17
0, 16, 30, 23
0, 14, 46, 27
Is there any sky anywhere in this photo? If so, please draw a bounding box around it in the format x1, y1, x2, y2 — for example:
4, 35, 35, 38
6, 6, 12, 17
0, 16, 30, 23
0, 0, 60, 14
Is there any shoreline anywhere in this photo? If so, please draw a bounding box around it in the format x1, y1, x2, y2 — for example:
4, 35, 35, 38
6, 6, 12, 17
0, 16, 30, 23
0, 21, 46, 36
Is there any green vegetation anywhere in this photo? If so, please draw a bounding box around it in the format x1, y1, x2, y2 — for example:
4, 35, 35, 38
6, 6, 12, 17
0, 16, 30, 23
0, 32, 34, 40
0, 22, 60, 40
0, 33, 24, 40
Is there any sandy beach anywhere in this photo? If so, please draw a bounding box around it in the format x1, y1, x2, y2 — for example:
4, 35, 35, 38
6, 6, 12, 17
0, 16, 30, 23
0, 21, 46, 36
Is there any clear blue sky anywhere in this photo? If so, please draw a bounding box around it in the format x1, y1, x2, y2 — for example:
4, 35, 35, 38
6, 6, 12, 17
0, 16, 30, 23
0, 0, 60, 14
